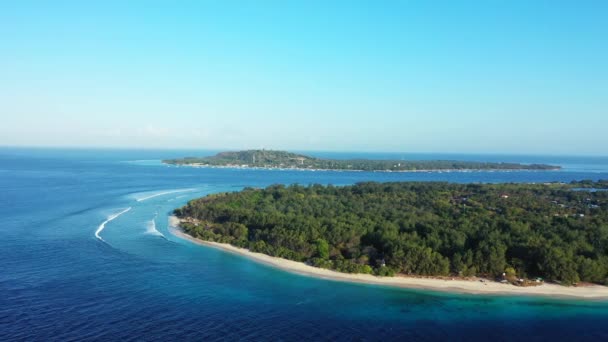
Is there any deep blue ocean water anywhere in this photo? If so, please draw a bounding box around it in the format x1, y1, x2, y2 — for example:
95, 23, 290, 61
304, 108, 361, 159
2, 147, 608, 341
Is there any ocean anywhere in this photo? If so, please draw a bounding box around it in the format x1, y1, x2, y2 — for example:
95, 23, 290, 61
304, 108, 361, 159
2, 147, 608, 341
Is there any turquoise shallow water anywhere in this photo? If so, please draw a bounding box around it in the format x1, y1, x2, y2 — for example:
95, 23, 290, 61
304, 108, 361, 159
2, 148, 608, 341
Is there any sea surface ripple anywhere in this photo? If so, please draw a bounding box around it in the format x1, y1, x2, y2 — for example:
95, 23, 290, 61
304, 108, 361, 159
1, 148, 608, 341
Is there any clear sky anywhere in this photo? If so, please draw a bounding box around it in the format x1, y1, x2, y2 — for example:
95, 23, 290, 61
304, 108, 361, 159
1, 1, 606, 154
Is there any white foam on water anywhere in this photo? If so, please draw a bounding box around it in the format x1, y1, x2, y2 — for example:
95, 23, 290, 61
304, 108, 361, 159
95, 207, 132, 241
135, 189, 195, 202
144, 216, 165, 238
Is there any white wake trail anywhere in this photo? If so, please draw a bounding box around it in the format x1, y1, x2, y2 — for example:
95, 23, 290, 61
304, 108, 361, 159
95, 207, 132, 241
135, 189, 195, 202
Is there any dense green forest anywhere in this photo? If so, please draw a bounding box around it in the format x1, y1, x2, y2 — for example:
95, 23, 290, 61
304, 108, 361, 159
175, 181, 608, 285
163, 150, 560, 171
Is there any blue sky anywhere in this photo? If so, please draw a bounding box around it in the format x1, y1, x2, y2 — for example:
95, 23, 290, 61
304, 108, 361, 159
1, 1, 606, 154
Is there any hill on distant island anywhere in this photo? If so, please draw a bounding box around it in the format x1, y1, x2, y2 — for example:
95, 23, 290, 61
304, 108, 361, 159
163, 150, 561, 171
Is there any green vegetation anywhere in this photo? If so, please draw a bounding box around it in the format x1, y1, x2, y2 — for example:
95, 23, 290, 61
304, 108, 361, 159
174, 181, 608, 285
163, 150, 560, 171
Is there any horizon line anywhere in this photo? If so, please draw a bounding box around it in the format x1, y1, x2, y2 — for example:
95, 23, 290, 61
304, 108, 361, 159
1, 144, 607, 158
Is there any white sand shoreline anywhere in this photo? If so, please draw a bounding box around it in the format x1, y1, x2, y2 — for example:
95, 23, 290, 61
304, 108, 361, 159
168, 216, 608, 300
163, 162, 558, 173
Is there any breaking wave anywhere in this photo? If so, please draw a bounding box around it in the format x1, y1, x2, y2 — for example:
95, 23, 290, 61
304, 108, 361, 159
135, 189, 195, 202
145, 215, 165, 238
95, 207, 132, 241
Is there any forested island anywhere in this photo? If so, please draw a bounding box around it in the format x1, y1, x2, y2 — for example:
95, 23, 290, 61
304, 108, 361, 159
175, 180, 608, 286
163, 150, 560, 171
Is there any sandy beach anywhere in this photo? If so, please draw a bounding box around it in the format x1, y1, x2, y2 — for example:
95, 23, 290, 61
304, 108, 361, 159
168, 216, 608, 300
163, 162, 557, 173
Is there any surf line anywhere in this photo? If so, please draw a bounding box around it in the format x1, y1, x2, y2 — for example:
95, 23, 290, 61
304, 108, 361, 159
136, 189, 195, 202
95, 207, 132, 241
145, 212, 166, 239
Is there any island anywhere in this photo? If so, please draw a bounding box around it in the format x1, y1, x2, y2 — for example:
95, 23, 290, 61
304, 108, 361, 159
162, 150, 561, 172
171, 180, 608, 296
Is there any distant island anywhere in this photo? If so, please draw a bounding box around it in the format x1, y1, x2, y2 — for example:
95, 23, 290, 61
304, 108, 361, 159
173, 181, 608, 289
162, 150, 561, 172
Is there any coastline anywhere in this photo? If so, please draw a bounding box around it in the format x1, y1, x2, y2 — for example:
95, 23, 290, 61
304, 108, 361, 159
162, 162, 559, 173
168, 216, 608, 300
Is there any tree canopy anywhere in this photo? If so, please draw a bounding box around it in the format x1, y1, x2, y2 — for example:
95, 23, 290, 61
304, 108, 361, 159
175, 181, 608, 285
163, 150, 560, 171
